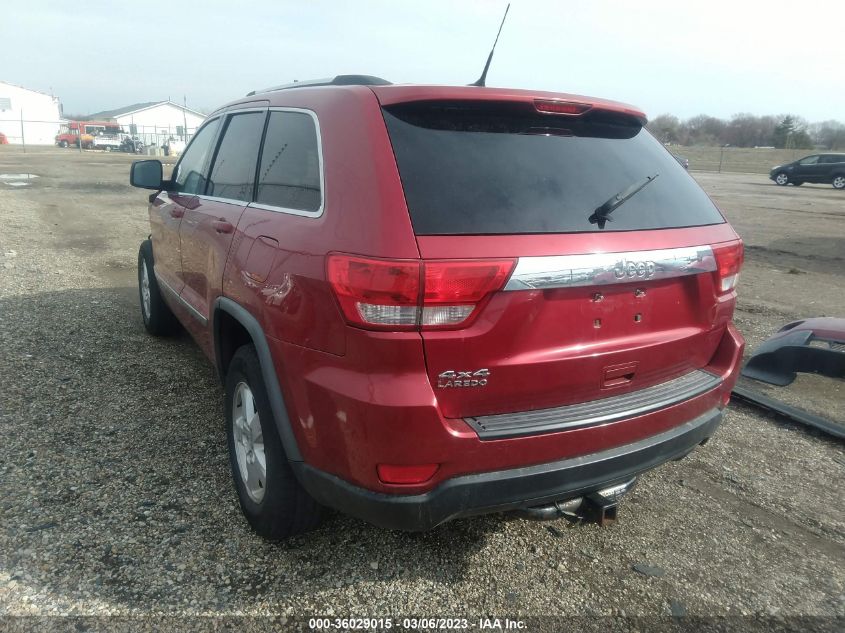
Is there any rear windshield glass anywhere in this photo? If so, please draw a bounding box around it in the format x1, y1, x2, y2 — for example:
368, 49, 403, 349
383, 102, 724, 235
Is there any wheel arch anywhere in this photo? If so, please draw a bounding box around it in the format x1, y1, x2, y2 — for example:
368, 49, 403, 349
213, 297, 303, 461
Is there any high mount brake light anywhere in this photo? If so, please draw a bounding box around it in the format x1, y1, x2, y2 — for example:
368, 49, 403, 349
534, 100, 592, 116
327, 254, 515, 331
713, 241, 744, 293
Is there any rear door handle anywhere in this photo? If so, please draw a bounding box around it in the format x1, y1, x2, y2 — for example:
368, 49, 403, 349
169, 207, 184, 218
212, 219, 234, 234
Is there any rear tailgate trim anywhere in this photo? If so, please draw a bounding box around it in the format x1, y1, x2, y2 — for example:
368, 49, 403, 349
504, 246, 716, 290
466, 369, 721, 439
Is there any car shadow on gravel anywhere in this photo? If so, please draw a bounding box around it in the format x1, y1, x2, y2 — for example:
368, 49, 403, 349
1, 287, 499, 611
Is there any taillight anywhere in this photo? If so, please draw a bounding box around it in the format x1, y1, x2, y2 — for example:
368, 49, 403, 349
713, 241, 744, 293
327, 254, 515, 331
326, 255, 420, 328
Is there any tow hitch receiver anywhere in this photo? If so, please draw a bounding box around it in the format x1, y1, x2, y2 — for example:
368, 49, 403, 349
515, 478, 638, 526
584, 479, 638, 526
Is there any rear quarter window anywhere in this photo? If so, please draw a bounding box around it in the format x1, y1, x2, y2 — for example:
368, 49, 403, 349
383, 102, 725, 235
255, 111, 322, 213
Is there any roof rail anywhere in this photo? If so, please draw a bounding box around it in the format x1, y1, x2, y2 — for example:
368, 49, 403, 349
247, 75, 392, 96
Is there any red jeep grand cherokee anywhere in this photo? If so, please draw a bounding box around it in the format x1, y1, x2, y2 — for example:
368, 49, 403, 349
130, 75, 744, 538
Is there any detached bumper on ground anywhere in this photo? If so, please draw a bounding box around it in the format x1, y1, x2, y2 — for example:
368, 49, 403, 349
293, 408, 722, 531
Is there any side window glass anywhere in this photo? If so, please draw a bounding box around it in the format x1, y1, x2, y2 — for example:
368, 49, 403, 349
206, 112, 266, 202
174, 119, 219, 194
256, 111, 322, 212
799, 155, 819, 166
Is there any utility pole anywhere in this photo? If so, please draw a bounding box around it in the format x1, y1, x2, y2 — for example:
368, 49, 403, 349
20, 110, 25, 153
183, 95, 188, 141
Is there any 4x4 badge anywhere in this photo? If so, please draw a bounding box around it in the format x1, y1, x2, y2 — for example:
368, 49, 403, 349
437, 369, 490, 388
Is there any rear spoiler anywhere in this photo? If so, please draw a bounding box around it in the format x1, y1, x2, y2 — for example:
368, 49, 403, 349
370, 85, 648, 126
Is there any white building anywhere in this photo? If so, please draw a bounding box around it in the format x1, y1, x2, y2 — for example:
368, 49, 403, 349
0, 81, 63, 145
88, 101, 206, 146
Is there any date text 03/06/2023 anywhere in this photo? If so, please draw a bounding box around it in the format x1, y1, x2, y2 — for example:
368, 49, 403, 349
307, 617, 527, 630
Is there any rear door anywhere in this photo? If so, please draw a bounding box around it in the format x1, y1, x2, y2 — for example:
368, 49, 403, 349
179, 109, 267, 327
381, 100, 741, 418
150, 117, 220, 296
820, 154, 845, 181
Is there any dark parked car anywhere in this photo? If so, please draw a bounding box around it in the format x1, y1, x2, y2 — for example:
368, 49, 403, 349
770, 153, 845, 189
130, 75, 744, 538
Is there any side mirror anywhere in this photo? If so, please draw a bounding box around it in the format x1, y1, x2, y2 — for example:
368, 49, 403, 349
130, 160, 163, 190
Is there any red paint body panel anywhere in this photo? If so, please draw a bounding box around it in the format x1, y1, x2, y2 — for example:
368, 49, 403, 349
416, 227, 740, 419
220, 87, 422, 356
269, 321, 743, 494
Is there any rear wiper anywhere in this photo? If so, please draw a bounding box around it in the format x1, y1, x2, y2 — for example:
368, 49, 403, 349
588, 173, 659, 229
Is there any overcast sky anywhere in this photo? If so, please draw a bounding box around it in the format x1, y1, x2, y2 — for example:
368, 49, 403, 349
4, 0, 842, 121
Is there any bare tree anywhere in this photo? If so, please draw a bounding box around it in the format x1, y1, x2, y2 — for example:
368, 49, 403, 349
651, 112, 842, 148
809, 120, 845, 150
647, 114, 681, 144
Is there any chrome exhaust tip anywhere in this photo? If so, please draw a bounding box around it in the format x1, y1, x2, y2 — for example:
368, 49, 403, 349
513, 497, 584, 521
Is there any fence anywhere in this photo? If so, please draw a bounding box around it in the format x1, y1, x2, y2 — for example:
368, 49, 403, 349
0, 118, 196, 152
668, 146, 815, 174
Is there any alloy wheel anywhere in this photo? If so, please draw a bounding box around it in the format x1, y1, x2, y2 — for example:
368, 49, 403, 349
232, 382, 266, 503
775, 173, 789, 185
141, 261, 151, 320
833, 176, 845, 189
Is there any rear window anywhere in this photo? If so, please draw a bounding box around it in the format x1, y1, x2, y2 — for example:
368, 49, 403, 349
383, 102, 724, 235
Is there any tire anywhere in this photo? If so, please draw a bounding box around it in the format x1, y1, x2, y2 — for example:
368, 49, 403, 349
59, 140, 68, 148
105, 146, 111, 152
774, 172, 789, 186
225, 344, 323, 539
137, 240, 177, 335
833, 175, 845, 190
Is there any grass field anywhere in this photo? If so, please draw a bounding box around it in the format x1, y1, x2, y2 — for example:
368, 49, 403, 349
673, 146, 815, 174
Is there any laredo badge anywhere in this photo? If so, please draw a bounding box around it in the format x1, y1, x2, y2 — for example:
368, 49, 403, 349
437, 369, 490, 388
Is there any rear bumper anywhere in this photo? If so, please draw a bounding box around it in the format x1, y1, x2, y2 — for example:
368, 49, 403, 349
294, 407, 722, 531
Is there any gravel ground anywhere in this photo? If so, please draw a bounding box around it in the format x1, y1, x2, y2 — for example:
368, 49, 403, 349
1, 149, 843, 631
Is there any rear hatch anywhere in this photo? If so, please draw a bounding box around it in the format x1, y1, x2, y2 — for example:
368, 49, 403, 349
376, 94, 741, 419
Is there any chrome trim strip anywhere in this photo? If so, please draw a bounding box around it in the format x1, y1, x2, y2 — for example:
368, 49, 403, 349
223, 106, 267, 113
196, 195, 246, 206
154, 271, 209, 326
246, 106, 326, 219
504, 245, 716, 291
